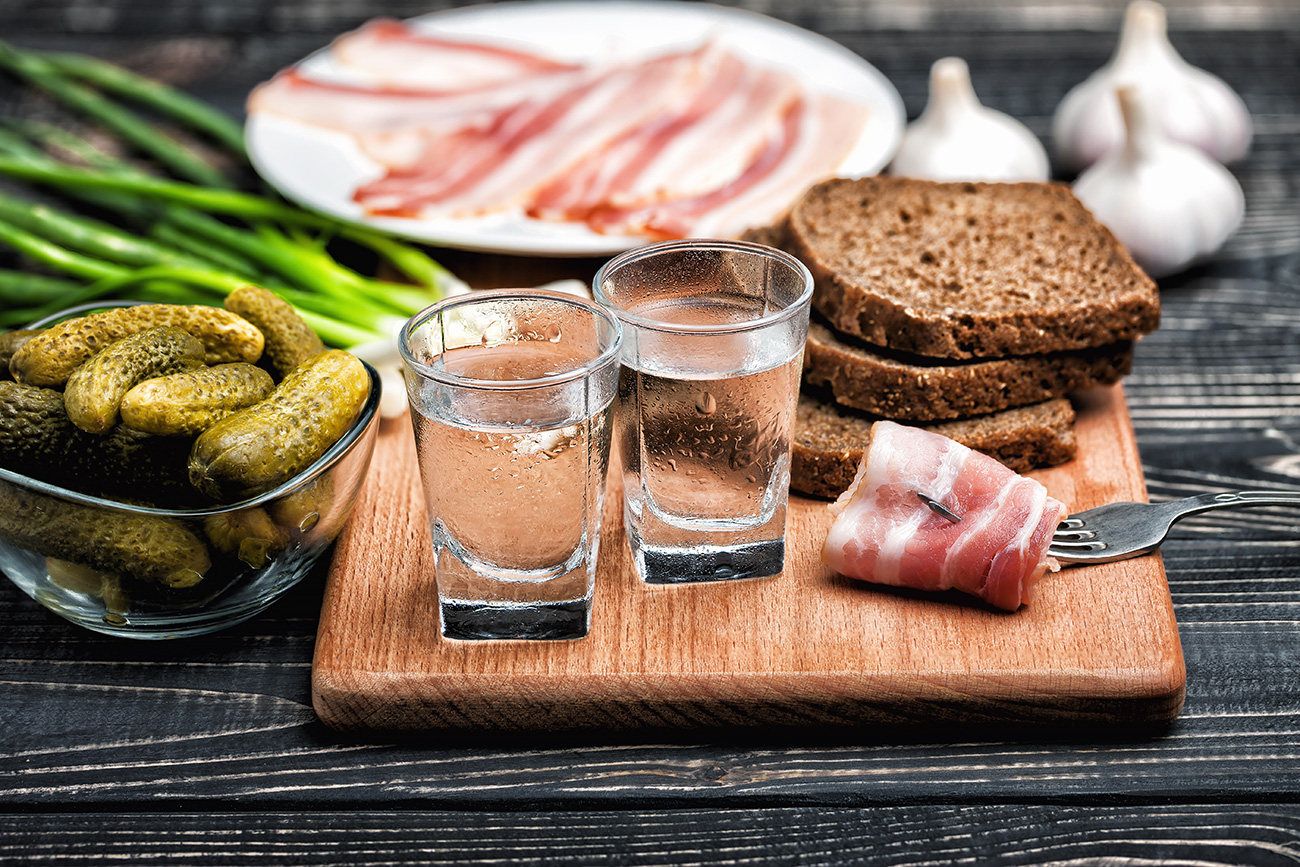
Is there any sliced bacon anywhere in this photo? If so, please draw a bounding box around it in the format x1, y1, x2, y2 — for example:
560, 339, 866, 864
246, 22, 873, 240
247, 66, 589, 169
352, 46, 712, 219
821, 421, 1067, 612
526, 48, 798, 222
583, 86, 869, 240
332, 18, 580, 90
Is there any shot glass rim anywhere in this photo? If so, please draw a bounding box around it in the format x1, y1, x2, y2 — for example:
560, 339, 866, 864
591, 239, 814, 336
398, 288, 624, 391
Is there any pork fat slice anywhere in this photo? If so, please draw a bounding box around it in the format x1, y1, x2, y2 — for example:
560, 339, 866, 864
821, 421, 1067, 611
247, 19, 870, 239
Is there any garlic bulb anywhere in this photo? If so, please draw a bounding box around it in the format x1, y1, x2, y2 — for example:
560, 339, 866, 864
890, 57, 1049, 182
1053, 0, 1252, 171
1073, 86, 1244, 279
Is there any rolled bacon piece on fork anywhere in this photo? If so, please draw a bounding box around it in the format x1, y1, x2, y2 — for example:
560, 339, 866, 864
821, 421, 1067, 611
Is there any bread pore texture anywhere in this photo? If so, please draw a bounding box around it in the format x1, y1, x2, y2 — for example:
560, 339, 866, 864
787, 176, 1160, 359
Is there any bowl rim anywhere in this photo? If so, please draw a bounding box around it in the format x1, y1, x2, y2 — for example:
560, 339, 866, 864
2, 301, 383, 518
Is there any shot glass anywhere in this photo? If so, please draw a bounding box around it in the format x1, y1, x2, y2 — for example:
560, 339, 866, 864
593, 239, 813, 584
399, 290, 622, 640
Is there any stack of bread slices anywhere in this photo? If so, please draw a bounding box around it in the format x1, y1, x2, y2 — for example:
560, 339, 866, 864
748, 175, 1160, 499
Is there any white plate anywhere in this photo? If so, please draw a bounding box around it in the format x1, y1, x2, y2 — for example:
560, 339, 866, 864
245, 0, 905, 257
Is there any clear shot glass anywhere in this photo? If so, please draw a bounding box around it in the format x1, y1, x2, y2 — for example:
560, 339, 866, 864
593, 239, 813, 584
399, 290, 622, 640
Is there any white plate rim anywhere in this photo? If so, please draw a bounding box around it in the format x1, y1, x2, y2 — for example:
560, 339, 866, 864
245, 0, 906, 257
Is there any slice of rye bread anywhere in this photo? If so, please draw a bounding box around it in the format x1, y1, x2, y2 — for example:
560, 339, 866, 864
804, 316, 1133, 422
782, 176, 1160, 360
791, 389, 1077, 499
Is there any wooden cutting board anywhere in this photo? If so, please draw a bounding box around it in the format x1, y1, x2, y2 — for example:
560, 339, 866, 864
312, 384, 1185, 734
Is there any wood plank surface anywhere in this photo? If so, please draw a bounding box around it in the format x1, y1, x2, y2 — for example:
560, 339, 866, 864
2, 4, 1299, 864
4, 805, 1299, 867
313, 383, 1184, 733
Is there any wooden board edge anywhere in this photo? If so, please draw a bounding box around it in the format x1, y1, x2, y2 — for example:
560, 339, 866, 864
311, 653, 1188, 735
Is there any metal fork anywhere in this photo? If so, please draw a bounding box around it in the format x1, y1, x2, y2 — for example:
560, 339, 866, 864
1049, 491, 1300, 564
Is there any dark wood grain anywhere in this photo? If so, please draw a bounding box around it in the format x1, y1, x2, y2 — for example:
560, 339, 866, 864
3, 806, 1300, 866
2, 1, 1300, 863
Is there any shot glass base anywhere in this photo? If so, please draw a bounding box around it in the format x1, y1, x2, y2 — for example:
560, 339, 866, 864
439, 599, 591, 641
633, 539, 785, 585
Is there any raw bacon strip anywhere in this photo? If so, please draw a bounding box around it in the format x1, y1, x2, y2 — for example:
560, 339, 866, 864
247, 67, 587, 168
353, 46, 712, 219
246, 23, 875, 240
332, 18, 580, 90
526, 48, 799, 221
249, 69, 475, 131
821, 421, 1067, 611
584, 86, 870, 240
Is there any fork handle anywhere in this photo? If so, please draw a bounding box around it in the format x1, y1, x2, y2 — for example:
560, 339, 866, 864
1176, 490, 1300, 516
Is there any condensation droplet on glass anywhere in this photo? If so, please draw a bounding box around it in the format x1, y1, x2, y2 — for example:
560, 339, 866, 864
695, 392, 717, 415
481, 318, 508, 346
545, 323, 563, 343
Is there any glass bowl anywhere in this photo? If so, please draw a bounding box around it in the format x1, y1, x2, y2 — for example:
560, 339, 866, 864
0, 303, 382, 639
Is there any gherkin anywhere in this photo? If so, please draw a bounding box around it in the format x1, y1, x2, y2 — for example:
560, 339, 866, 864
188, 350, 370, 502
1, 328, 43, 379
0, 380, 198, 506
63, 325, 205, 434
120, 362, 275, 436
269, 473, 336, 539
9, 303, 264, 387
0, 478, 210, 588
203, 507, 289, 569
225, 285, 325, 380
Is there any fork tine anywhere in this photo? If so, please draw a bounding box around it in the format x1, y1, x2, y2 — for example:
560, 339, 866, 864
1053, 512, 1095, 543
1050, 514, 1105, 557
1049, 539, 1107, 552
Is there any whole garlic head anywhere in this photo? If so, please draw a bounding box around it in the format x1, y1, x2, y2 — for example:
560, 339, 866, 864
890, 57, 1049, 182
1053, 0, 1252, 171
1073, 86, 1244, 279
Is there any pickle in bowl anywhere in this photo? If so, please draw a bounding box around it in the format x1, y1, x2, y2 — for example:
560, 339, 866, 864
0, 301, 382, 639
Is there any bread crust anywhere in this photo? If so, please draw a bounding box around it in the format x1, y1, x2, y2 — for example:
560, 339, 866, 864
791, 391, 1077, 499
785, 177, 1160, 360
804, 318, 1132, 421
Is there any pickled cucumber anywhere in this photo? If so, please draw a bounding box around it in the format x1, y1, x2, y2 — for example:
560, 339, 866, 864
269, 474, 335, 538
0, 478, 211, 588
120, 362, 275, 437
225, 285, 325, 379
64, 326, 206, 434
46, 556, 116, 596
1, 329, 43, 379
1, 380, 199, 506
203, 507, 289, 568
45, 558, 130, 617
10, 303, 264, 387
189, 350, 370, 502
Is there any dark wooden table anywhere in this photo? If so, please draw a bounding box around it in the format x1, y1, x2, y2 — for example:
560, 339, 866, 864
4, 1, 1300, 863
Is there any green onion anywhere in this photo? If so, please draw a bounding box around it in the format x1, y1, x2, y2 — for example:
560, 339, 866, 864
0, 41, 232, 188
0, 42, 462, 351
38, 50, 247, 157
